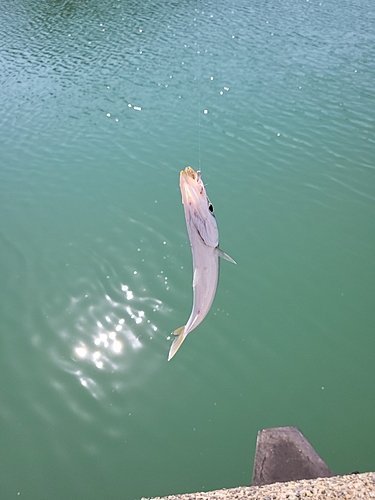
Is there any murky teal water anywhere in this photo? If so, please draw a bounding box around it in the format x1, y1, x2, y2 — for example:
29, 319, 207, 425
1, 0, 375, 498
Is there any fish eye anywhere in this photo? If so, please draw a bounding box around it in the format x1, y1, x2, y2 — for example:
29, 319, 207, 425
207, 196, 215, 215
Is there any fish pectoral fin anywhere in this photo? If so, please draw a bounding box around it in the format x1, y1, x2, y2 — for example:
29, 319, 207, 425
168, 326, 187, 361
217, 247, 237, 265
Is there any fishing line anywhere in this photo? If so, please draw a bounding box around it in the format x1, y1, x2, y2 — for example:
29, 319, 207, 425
196, 1, 202, 172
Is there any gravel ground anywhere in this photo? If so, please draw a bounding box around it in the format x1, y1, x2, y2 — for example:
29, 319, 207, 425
144, 472, 375, 500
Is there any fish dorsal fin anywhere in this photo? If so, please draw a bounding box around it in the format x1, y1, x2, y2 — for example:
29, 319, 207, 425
217, 247, 237, 264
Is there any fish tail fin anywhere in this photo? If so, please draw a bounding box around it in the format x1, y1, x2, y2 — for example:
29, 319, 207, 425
168, 326, 187, 361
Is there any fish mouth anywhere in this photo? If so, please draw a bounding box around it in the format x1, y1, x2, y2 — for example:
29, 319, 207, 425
180, 166, 210, 221
181, 166, 198, 180
180, 167, 204, 203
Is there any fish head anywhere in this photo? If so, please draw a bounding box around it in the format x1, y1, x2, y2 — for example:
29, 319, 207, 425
180, 166, 219, 248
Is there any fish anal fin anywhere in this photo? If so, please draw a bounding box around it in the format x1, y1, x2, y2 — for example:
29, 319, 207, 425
217, 247, 237, 265
168, 326, 187, 361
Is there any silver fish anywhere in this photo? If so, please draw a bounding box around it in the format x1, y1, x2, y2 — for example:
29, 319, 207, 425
168, 166, 236, 361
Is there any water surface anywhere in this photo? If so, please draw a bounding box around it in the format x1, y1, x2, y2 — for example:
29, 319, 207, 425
1, 0, 375, 498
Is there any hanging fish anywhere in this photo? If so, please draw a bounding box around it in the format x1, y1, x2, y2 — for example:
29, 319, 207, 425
168, 166, 236, 360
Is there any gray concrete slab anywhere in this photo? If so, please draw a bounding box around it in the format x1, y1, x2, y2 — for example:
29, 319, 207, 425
252, 426, 333, 486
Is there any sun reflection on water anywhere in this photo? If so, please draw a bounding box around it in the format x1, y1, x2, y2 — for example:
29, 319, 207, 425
73, 311, 144, 371
63, 279, 164, 395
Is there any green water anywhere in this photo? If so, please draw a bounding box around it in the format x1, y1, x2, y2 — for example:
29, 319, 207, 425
1, 0, 375, 498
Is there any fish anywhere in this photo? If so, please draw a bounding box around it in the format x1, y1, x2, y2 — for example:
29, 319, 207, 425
168, 166, 236, 361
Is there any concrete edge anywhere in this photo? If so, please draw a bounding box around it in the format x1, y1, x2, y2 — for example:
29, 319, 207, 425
143, 472, 375, 500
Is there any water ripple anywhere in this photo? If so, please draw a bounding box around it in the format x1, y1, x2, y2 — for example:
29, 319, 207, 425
38, 242, 170, 401
1, 0, 375, 496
